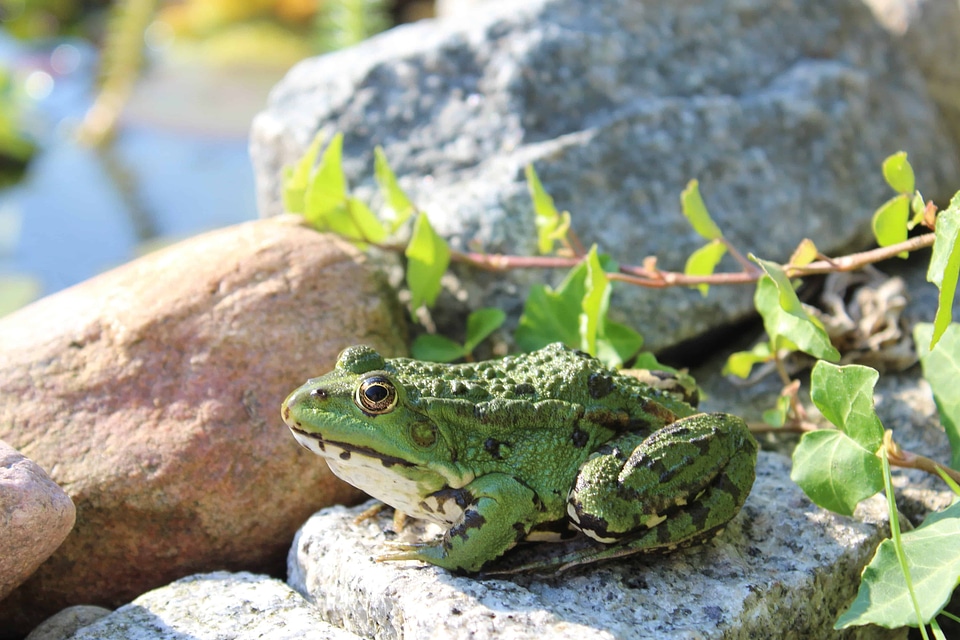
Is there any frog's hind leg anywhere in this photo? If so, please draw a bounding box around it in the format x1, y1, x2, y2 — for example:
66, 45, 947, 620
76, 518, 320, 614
567, 412, 757, 554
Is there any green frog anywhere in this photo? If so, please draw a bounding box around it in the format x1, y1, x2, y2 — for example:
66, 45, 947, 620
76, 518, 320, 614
281, 343, 757, 573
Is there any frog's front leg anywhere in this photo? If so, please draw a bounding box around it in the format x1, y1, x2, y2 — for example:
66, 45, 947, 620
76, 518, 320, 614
379, 473, 540, 573
568, 412, 757, 552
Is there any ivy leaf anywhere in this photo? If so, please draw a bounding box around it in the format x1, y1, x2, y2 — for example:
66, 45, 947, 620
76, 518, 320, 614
789, 238, 818, 267
526, 164, 567, 254
927, 193, 960, 348
464, 308, 506, 354
872, 194, 910, 258
580, 246, 608, 357
405, 212, 450, 310
598, 320, 644, 369
762, 394, 791, 428
684, 239, 727, 296
515, 265, 584, 352
282, 132, 325, 214
835, 502, 960, 629
411, 334, 465, 363
752, 259, 840, 361
680, 179, 722, 241
881, 151, 915, 195
374, 146, 415, 233
810, 362, 884, 453
909, 192, 926, 230
723, 341, 773, 379
304, 132, 348, 230
790, 429, 884, 516
915, 323, 960, 470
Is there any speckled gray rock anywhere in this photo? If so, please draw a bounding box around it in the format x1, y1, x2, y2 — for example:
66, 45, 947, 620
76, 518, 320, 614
64, 572, 360, 640
25, 606, 111, 640
0, 441, 75, 602
250, 0, 960, 352
862, 0, 960, 147
288, 460, 901, 640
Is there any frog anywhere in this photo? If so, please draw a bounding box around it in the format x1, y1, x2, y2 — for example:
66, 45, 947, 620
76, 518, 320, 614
281, 342, 757, 574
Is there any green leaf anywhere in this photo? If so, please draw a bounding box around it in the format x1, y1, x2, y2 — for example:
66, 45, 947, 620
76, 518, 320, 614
909, 192, 926, 230
463, 308, 506, 353
761, 394, 791, 428
872, 194, 910, 258
680, 179, 722, 241
684, 239, 727, 296
630, 351, 674, 372
374, 146, 415, 233
526, 164, 565, 254
790, 429, 884, 516
580, 246, 608, 357
304, 133, 348, 229
752, 266, 840, 362
882, 151, 915, 194
835, 502, 960, 629
810, 362, 884, 453
514, 266, 584, 352
411, 334, 465, 362
915, 323, 960, 470
405, 212, 450, 310
723, 341, 773, 379
346, 197, 387, 243
927, 193, 960, 348
789, 238, 818, 267
282, 132, 325, 214
597, 320, 644, 369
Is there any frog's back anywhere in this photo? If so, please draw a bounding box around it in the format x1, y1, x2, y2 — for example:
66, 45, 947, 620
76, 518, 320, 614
386, 343, 690, 418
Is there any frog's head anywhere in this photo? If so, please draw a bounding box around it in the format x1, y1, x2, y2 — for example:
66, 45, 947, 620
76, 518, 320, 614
281, 346, 467, 504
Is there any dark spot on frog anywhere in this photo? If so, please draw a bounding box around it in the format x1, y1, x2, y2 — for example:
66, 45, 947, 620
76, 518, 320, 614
587, 373, 615, 399
281, 405, 291, 421
512, 521, 528, 542
430, 487, 473, 511
640, 398, 679, 424
448, 510, 486, 541
513, 383, 535, 396
571, 427, 590, 448
484, 438, 502, 459
339, 451, 351, 461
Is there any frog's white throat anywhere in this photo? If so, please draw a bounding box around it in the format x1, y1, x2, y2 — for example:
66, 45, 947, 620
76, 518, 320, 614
291, 429, 462, 527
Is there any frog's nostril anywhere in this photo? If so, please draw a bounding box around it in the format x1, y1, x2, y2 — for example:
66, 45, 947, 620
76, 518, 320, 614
310, 388, 328, 400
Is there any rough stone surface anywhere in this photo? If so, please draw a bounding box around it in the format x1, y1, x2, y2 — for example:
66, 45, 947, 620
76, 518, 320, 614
64, 572, 361, 640
250, 0, 960, 352
862, 0, 960, 147
0, 441, 75, 602
25, 606, 112, 640
0, 216, 408, 637
288, 467, 901, 640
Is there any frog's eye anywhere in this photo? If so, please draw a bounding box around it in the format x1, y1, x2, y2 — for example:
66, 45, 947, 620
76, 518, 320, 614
355, 375, 397, 414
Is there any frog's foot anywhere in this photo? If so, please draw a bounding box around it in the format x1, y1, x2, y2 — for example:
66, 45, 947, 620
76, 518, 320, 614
353, 501, 389, 524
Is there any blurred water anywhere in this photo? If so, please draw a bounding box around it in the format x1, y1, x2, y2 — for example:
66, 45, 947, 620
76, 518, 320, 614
0, 32, 276, 298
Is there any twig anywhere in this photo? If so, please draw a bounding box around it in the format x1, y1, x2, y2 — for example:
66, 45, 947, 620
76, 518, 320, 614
885, 430, 960, 485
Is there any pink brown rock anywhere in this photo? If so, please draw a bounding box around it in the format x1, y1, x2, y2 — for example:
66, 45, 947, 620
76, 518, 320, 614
0, 441, 76, 603
0, 216, 407, 636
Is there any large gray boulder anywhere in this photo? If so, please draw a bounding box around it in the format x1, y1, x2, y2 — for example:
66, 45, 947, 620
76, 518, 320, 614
251, 0, 960, 352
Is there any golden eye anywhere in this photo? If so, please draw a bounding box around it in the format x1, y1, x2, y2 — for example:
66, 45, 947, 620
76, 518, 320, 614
355, 376, 397, 414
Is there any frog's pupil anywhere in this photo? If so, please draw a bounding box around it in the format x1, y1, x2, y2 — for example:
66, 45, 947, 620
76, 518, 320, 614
365, 385, 388, 402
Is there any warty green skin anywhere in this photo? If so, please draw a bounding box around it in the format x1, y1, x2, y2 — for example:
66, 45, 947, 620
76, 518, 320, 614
281, 342, 757, 573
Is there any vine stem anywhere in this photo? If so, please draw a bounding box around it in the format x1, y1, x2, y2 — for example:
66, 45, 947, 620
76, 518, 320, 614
429, 233, 935, 289
885, 430, 960, 484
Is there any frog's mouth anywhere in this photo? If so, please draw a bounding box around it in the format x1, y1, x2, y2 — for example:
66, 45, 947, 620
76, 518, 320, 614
288, 425, 416, 469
